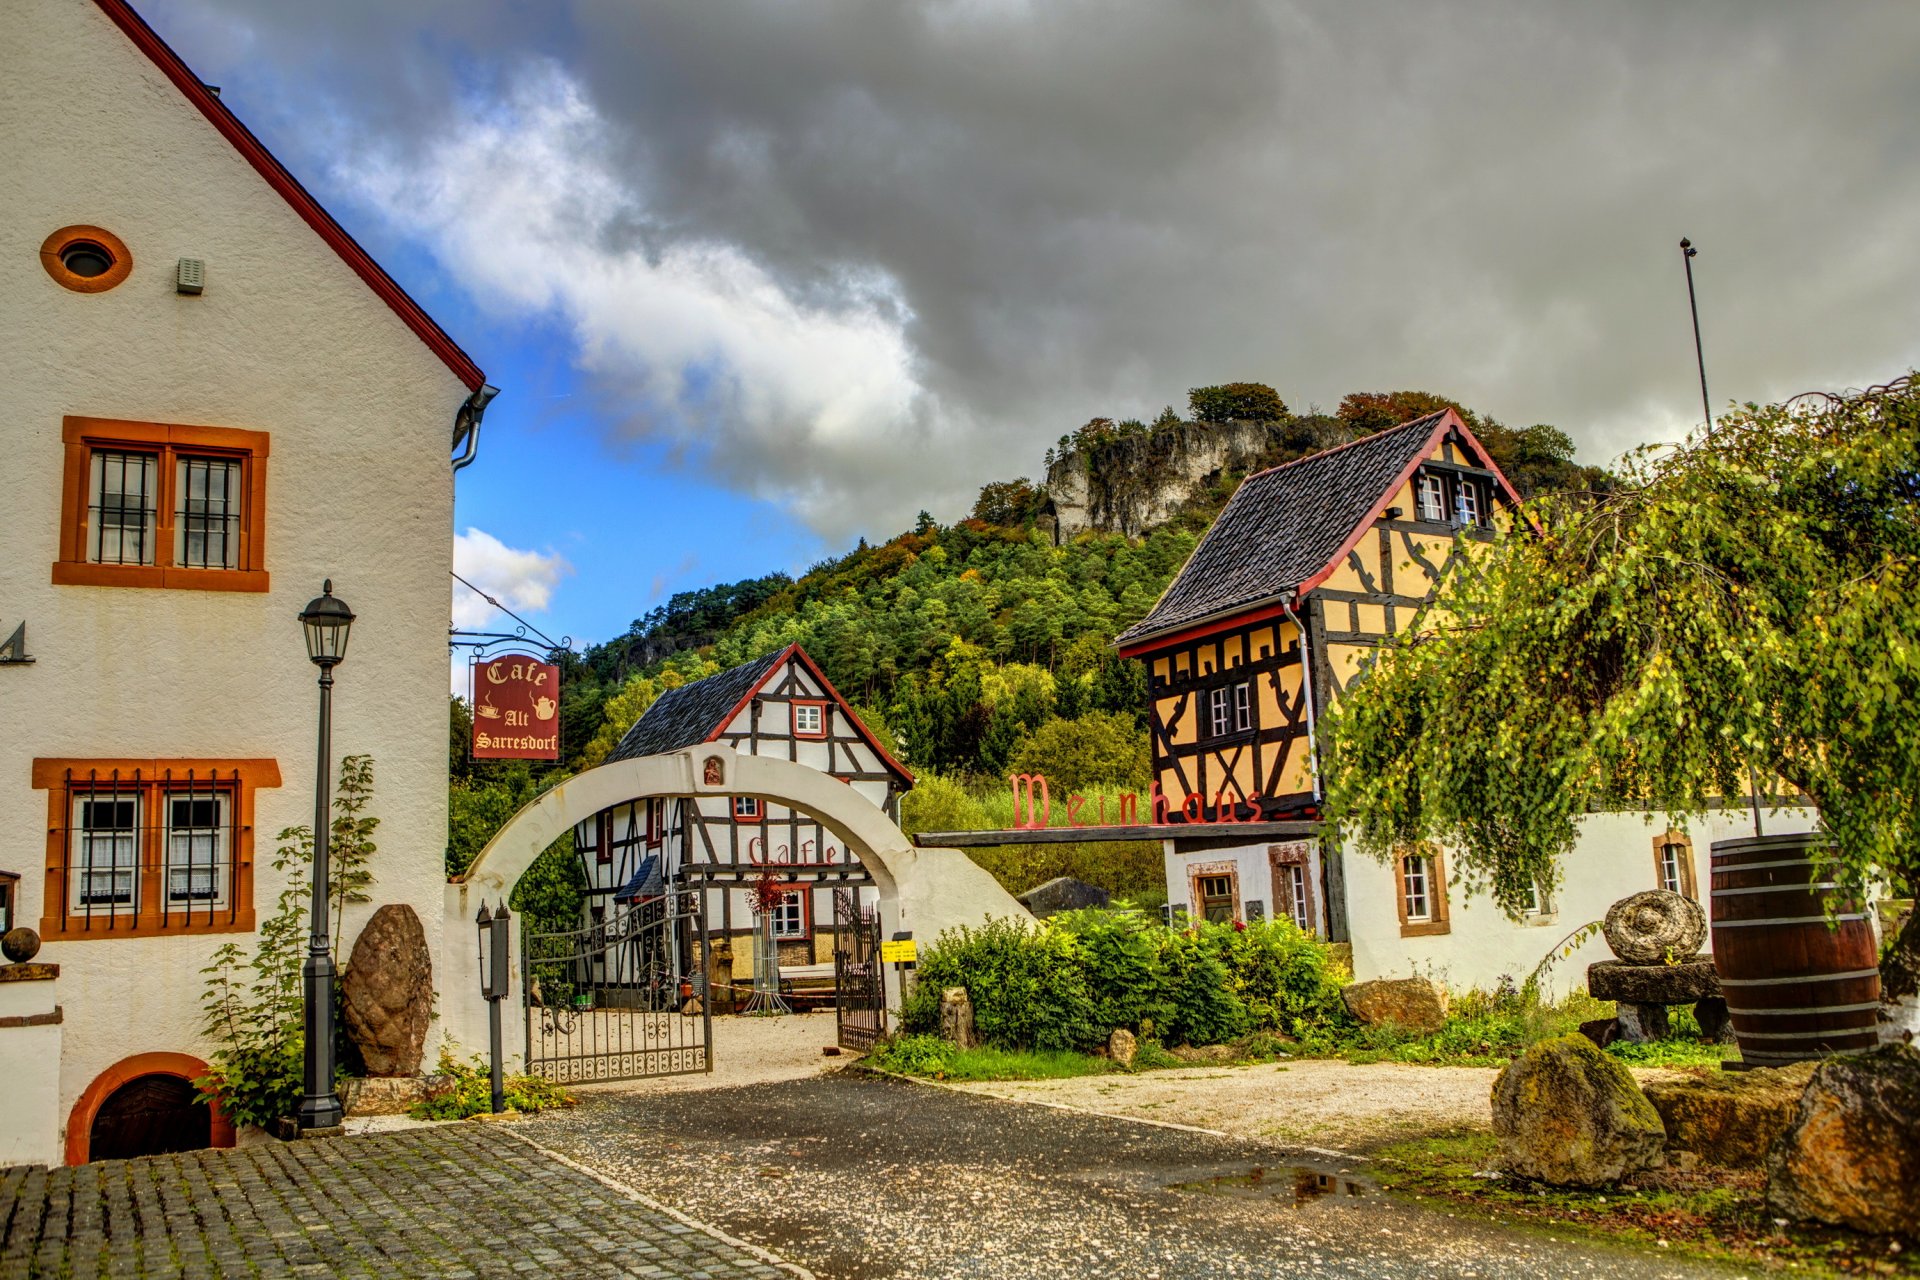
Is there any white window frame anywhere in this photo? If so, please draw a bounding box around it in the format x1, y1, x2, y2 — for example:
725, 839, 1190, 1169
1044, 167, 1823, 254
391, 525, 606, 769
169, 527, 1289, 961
163, 789, 229, 908
733, 795, 762, 822
88, 450, 158, 566
1455, 480, 1481, 528
769, 890, 807, 939
792, 703, 824, 736
1416, 473, 1446, 524
1401, 854, 1432, 922
1232, 681, 1252, 732
70, 792, 142, 913
1659, 843, 1687, 896
1282, 862, 1310, 931
175, 455, 243, 570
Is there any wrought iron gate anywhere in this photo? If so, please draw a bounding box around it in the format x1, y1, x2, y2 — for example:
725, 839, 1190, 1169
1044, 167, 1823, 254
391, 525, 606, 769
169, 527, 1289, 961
833, 889, 885, 1051
523, 889, 713, 1083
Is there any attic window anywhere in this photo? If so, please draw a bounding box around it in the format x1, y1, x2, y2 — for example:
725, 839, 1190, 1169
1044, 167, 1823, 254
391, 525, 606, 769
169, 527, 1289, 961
1415, 473, 1446, 523
42, 226, 133, 293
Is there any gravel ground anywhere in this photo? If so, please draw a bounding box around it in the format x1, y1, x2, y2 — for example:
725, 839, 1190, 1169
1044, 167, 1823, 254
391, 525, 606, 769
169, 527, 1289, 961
518, 1070, 1746, 1280
957, 1058, 1693, 1153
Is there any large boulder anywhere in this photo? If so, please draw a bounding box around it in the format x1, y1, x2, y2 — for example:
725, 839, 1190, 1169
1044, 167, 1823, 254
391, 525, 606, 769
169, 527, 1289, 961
1491, 1033, 1666, 1187
340, 904, 433, 1076
1016, 877, 1110, 918
1341, 977, 1448, 1034
1766, 1044, 1920, 1234
1603, 891, 1707, 965
1643, 1061, 1815, 1168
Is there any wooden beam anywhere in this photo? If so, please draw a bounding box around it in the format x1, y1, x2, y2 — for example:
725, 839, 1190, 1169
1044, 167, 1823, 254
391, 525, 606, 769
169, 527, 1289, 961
912, 820, 1322, 847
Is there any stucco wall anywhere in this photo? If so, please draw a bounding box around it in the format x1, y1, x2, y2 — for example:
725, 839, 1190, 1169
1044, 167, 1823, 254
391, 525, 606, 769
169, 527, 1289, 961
1341, 808, 1823, 996
1, 0, 469, 1154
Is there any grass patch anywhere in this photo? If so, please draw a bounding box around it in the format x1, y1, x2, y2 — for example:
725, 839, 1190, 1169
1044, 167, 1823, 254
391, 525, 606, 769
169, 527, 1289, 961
866, 1034, 1117, 1081
1370, 1131, 1917, 1277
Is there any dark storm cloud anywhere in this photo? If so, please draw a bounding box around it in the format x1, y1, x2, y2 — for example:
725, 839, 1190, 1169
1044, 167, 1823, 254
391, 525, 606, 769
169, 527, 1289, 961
152, 0, 1920, 536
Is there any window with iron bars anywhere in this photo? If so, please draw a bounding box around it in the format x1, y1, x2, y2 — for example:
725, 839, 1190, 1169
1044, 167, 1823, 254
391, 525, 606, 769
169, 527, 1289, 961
34, 760, 275, 939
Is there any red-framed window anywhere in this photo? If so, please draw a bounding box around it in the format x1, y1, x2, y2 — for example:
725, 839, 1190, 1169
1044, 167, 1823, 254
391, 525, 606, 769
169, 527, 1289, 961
791, 699, 828, 739
646, 797, 667, 846
767, 887, 810, 939
732, 795, 762, 823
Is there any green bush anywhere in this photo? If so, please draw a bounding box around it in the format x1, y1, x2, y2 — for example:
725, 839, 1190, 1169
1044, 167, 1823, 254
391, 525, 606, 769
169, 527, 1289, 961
902, 912, 1351, 1053
408, 1052, 577, 1120
902, 917, 1101, 1052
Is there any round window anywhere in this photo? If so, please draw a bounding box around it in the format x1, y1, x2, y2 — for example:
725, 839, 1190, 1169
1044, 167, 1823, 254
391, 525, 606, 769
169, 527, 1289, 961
41, 225, 132, 293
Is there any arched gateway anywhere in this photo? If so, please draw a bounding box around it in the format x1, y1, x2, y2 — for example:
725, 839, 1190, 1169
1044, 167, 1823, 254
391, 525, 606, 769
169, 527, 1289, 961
442, 744, 1028, 1077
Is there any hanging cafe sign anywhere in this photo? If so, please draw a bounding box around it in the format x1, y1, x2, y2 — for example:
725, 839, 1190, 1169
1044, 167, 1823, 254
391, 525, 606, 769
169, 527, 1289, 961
471, 654, 561, 761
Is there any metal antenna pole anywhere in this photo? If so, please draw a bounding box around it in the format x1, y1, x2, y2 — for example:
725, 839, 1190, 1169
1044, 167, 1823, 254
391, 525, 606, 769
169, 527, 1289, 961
1680, 238, 1711, 437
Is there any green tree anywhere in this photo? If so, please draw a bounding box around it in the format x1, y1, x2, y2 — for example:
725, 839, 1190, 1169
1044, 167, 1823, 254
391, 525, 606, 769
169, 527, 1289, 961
1319, 379, 1920, 996
1007, 710, 1149, 793
1188, 382, 1288, 424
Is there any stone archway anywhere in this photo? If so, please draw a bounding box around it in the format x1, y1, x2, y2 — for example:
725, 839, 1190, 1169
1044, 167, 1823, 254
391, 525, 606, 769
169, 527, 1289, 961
442, 745, 1027, 1064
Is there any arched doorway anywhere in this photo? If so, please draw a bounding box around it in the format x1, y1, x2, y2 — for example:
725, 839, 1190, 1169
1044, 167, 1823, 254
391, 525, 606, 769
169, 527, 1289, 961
445, 745, 1028, 1081
66, 1052, 236, 1164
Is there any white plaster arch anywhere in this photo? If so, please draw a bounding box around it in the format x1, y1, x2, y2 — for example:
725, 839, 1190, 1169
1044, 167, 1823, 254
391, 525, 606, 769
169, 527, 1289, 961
441, 745, 1029, 1061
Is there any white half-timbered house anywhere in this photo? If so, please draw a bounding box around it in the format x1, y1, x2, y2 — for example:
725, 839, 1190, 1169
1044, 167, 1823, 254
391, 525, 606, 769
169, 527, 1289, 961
571, 644, 913, 996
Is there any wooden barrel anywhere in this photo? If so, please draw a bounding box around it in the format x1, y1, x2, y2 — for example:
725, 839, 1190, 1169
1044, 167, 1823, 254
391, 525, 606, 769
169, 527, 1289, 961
1711, 833, 1881, 1067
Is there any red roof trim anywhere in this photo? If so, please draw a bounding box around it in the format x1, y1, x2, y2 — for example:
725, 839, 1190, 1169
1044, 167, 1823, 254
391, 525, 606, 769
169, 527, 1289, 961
1115, 600, 1297, 659
702, 644, 916, 786
91, 0, 485, 392
1294, 409, 1529, 597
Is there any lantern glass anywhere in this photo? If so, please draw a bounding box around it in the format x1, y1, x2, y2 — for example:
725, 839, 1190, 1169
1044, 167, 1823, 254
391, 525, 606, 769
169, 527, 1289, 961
298, 580, 355, 667
475, 902, 494, 996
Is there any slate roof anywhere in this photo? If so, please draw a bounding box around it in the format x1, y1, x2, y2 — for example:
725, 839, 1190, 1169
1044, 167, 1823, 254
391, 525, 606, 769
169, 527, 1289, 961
1114, 412, 1451, 650
608, 649, 788, 762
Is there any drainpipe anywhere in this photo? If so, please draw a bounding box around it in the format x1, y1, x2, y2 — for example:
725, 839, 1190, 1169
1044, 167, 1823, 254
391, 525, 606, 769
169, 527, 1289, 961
1281, 595, 1322, 802
450, 383, 501, 473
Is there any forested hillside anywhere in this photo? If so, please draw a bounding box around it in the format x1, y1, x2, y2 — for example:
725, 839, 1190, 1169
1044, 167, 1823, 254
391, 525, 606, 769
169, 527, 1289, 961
451, 384, 1612, 911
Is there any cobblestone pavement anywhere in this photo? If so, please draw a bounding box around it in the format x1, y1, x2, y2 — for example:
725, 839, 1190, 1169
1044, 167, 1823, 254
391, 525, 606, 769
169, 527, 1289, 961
0, 1124, 806, 1279
521, 1071, 1749, 1280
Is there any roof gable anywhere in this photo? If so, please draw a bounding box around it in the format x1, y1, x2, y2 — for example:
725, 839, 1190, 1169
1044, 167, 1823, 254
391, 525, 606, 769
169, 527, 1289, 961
92, 0, 483, 391
1115, 410, 1521, 654
609, 644, 914, 785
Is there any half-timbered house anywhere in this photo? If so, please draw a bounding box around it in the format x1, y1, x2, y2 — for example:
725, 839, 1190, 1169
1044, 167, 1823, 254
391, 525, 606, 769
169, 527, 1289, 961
571, 644, 911, 998
1117, 409, 1817, 990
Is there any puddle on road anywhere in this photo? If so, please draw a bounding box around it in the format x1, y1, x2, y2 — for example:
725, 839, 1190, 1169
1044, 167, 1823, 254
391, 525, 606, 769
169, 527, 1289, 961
1169, 1166, 1369, 1206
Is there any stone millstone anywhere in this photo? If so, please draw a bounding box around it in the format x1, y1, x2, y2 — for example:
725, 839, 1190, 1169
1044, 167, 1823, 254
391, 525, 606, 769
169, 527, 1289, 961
1586, 958, 1720, 1004
1340, 976, 1448, 1034
1603, 890, 1707, 964
340, 904, 433, 1077
1491, 1033, 1666, 1187
1766, 1044, 1920, 1234
1643, 1061, 1815, 1168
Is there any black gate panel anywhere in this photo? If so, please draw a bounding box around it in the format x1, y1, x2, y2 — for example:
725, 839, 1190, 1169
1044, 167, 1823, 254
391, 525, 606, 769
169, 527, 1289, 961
833, 889, 885, 1051
523, 889, 713, 1083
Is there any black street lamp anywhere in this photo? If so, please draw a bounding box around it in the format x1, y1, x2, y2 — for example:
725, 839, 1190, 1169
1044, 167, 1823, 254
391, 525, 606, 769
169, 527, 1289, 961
476, 901, 512, 1113
296, 580, 354, 1131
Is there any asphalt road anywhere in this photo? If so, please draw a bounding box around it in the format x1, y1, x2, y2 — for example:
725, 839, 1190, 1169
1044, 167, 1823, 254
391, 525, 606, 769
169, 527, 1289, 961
518, 1070, 1748, 1280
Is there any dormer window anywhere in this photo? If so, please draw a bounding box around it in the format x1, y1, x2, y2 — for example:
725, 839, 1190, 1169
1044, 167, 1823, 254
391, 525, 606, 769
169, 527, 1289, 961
1416, 473, 1446, 523
1455, 481, 1481, 528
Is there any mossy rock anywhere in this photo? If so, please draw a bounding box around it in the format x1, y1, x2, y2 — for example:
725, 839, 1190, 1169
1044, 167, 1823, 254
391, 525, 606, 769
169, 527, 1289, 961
1491, 1032, 1665, 1187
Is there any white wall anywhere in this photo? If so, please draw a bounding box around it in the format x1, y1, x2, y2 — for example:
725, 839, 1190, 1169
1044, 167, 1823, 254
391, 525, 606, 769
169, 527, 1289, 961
1343, 808, 1823, 996
0, 974, 64, 1166
2, 0, 469, 1152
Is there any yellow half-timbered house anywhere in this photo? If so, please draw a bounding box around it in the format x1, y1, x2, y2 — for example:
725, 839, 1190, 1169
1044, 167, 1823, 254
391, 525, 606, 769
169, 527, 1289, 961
1117, 409, 1520, 942
1119, 410, 1816, 986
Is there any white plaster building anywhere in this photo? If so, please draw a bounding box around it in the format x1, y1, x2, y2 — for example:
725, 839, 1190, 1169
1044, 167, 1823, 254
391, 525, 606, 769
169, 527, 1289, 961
0, 0, 491, 1165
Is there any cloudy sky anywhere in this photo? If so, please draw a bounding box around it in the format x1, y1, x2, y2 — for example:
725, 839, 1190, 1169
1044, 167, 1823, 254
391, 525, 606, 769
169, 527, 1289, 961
141, 0, 1920, 648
